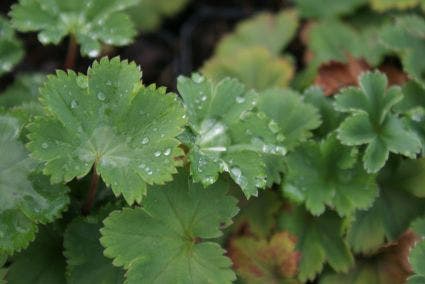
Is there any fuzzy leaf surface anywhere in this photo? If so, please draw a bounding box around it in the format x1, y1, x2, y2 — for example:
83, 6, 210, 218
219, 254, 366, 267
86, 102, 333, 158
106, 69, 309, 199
10, 0, 138, 57
0, 115, 69, 255
335, 71, 421, 173
27, 57, 186, 205
100, 170, 238, 284
279, 206, 354, 282
0, 15, 24, 76
177, 74, 286, 197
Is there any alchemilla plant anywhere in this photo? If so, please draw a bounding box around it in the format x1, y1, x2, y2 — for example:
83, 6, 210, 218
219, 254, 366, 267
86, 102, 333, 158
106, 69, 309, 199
1, 0, 425, 283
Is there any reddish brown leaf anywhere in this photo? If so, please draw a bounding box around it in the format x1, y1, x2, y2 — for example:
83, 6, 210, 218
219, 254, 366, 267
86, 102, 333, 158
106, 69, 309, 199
314, 56, 370, 96
228, 232, 300, 284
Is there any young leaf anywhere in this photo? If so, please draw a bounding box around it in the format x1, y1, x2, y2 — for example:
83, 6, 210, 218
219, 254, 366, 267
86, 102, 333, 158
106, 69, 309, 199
27, 57, 186, 205
279, 206, 354, 282
100, 170, 239, 284
228, 232, 299, 283
177, 74, 286, 197
64, 205, 124, 284
0, 15, 24, 77
282, 133, 378, 216
294, 0, 366, 18
255, 88, 321, 185
10, 0, 139, 57
0, 74, 45, 108
335, 71, 421, 173
6, 225, 66, 284
202, 47, 294, 91
408, 217, 425, 284
347, 182, 425, 254
0, 115, 69, 255
216, 9, 299, 56
381, 16, 425, 88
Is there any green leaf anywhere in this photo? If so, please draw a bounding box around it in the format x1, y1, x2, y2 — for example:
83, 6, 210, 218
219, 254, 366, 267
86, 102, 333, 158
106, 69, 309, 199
408, 217, 425, 284
10, 0, 138, 57
6, 225, 66, 284
64, 205, 124, 284
127, 0, 189, 31
216, 9, 298, 56
255, 88, 321, 185
0, 74, 45, 108
100, 170, 238, 284
294, 0, 366, 18
232, 190, 282, 238
279, 206, 354, 282
0, 115, 69, 255
347, 163, 425, 253
335, 71, 421, 173
228, 232, 299, 283
202, 47, 294, 91
27, 57, 186, 205
370, 0, 421, 11
307, 20, 363, 66
282, 133, 378, 216
177, 74, 286, 197
0, 15, 24, 77
381, 16, 425, 88
303, 86, 343, 137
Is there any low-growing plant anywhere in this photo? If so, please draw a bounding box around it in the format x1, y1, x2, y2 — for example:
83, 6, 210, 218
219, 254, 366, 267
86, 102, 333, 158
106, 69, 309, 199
1, 1, 425, 284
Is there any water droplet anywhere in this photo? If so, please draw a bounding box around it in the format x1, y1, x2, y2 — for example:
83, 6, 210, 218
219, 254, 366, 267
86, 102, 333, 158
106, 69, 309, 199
88, 49, 99, 58
70, 100, 78, 109
138, 163, 146, 169
231, 167, 241, 177
41, 142, 48, 149
154, 151, 161, 157
38, 33, 49, 44
106, 80, 112, 86
276, 134, 285, 142
257, 112, 266, 119
97, 92, 106, 101
192, 74, 205, 83
146, 168, 153, 175
268, 120, 280, 133
236, 96, 245, 103
141, 137, 149, 144
201, 95, 207, 101
163, 148, 171, 156
76, 76, 88, 88
203, 176, 215, 185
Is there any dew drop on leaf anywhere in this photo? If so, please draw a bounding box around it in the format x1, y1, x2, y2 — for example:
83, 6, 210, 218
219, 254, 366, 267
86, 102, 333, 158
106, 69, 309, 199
70, 100, 78, 109
154, 151, 161, 157
97, 92, 106, 101
163, 148, 171, 156
41, 142, 48, 149
88, 49, 99, 58
236, 96, 245, 103
141, 137, 149, 144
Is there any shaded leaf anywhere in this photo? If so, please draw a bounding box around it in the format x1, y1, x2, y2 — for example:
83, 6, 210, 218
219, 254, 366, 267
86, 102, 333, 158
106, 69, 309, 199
279, 205, 354, 282
6, 225, 66, 284
282, 133, 377, 216
100, 170, 238, 284
0, 74, 45, 108
294, 0, 366, 18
